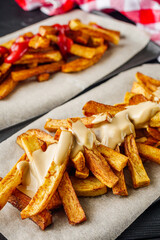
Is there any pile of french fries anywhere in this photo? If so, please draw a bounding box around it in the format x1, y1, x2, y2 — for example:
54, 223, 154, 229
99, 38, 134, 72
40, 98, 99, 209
0, 19, 120, 99
1, 72, 160, 230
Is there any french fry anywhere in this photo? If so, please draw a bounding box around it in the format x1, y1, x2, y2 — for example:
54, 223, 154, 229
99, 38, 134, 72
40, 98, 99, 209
37, 73, 50, 82
0, 75, 18, 100
46, 190, 62, 210
124, 92, 136, 104
128, 94, 148, 105
21, 134, 72, 219
62, 53, 104, 73
14, 50, 62, 64
89, 36, 104, 47
28, 35, 50, 49
39, 25, 57, 36
71, 151, 85, 171
11, 61, 64, 82
1, 39, 15, 48
45, 113, 111, 132
69, 44, 96, 59
97, 144, 128, 171
58, 171, 86, 225
84, 146, 118, 188
75, 166, 89, 179
131, 81, 152, 100
0, 63, 12, 83
25, 129, 56, 145
149, 111, 160, 127
70, 176, 107, 197
112, 170, 128, 196
0, 154, 28, 210
7, 186, 52, 230
54, 128, 62, 141
69, 19, 120, 45
147, 126, 160, 141
124, 134, 150, 188
136, 72, 160, 87
82, 100, 125, 117
137, 143, 160, 164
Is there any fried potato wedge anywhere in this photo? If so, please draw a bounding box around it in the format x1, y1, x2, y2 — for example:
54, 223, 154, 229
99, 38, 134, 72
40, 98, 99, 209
25, 129, 55, 145
131, 81, 152, 100
0, 63, 11, 83
149, 111, 160, 127
69, 19, 120, 45
37, 73, 50, 82
75, 166, 89, 179
82, 100, 125, 117
62, 53, 104, 73
15, 50, 62, 64
45, 113, 111, 132
46, 190, 62, 210
0, 75, 18, 100
112, 170, 128, 196
136, 72, 160, 87
39, 25, 57, 36
5, 182, 52, 230
147, 126, 160, 141
70, 44, 96, 59
21, 135, 71, 219
28, 35, 50, 49
124, 134, 150, 188
0, 154, 28, 210
71, 151, 85, 171
12, 61, 64, 82
124, 92, 136, 104
97, 144, 128, 171
128, 94, 148, 105
70, 176, 107, 197
58, 172, 86, 225
137, 142, 160, 164
84, 146, 118, 188
54, 128, 62, 141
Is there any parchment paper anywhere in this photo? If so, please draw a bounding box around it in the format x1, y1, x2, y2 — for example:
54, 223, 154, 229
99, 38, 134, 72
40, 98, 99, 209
0, 9, 149, 130
0, 63, 160, 240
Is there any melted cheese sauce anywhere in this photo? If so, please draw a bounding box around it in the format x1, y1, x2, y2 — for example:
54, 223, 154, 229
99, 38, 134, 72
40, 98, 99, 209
92, 101, 160, 149
18, 130, 73, 198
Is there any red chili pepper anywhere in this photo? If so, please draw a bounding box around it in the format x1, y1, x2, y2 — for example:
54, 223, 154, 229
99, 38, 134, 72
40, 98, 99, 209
5, 40, 29, 63
0, 46, 10, 55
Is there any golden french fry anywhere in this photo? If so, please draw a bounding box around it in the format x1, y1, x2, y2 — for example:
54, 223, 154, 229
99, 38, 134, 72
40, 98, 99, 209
128, 94, 148, 105
58, 172, 86, 225
136, 72, 160, 87
149, 112, 160, 127
28, 35, 50, 49
70, 176, 107, 197
97, 144, 128, 171
147, 126, 160, 141
82, 100, 125, 117
11, 61, 64, 82
70, 44, 96, 59
137, 142, 160, 164
124, 134, 150, 188
84, 146, 118, 188
14, 51, 62, 64
112, 170, 128, 196
0, 154, 28, 210
37, 73, 50, 82
69, 19, 120, 45
39, 26, 57, 36
62, 53, 104, 73
131, 81, 152, 100
75, 166, 89, 179
124, 92, 136, 104
20, 134, 71, 219
71, 151, 85, 171
0, 63, 12, 83
0, 75, 18, 100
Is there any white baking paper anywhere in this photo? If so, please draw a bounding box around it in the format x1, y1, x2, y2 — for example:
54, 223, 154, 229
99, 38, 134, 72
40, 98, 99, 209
0, 9, 149, 130
0, 63, 160, 240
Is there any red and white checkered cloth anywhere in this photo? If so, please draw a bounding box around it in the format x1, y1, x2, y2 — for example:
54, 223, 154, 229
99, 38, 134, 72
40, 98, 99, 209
15, 0, 160, 45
